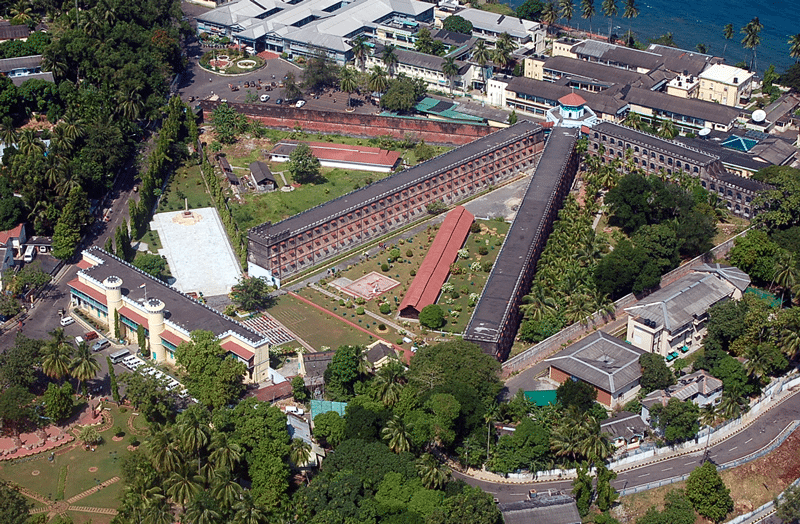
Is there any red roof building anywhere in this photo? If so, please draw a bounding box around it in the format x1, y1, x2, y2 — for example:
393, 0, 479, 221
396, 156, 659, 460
558, 92, 587, 107
399, 206, 474, 319
270, 141, 401, 173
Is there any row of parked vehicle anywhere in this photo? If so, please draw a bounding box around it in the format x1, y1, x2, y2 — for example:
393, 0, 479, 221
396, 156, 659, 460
120, 355, 190, 397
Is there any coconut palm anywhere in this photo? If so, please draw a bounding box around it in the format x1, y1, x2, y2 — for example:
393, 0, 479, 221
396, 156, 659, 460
141, 500, 173, 524
350, 35, 368, 72
117, 88, 144, 121
368, 65, 389, 95
70, 342, 100, 396
233, 493, 269, 524
790, 34, 800, 62
184, 494, 221, 524
17, 129, 45, 157
382, 415, 411, 453
442, 56, 459, 95
60, 112, 85, 142
178, 412, 211, 475
492, 34, 515, 74
722, 23, 734, 59
0, 116, 17, 145
623, 111, 643, 130
541, 1, 559, 36
166, 467, 202, 511
773, 251, 799, 304
657, 120, 677, 139
416, 453, 450, 490
382, 44, 399, 78
472, 39, 491, 93
78, 426, 101, 446
577, 416, 613, 463
581, 0, 595, 36
520, 283, 559, 321
778, 309, 800, 359
373, 359, 405, 406
9, 1, 35, 26
289, 437, 312, 471
741, 17, 763, 72
622, 0, 638, 41
559, 0, 575, 28
339, 66, 358, 109
208, 431, 242, 472
211, 468, 244, 508
42, 329, 74, 382
550, 418, 583, 462
147, 430, 183, 473
484, 400, 500, 458
601, 0, 617, 40
717, 389, 748, 420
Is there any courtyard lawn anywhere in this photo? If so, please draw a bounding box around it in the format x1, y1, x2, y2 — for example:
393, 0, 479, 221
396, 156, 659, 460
267, 294, 376, 350
158, 163, 214, 213
137, 226, 162, 253
231, 167, 391, 231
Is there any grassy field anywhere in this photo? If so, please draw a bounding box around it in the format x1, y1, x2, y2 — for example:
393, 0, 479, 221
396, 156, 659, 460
158, 163, 214, 213
267, 293, 376, 350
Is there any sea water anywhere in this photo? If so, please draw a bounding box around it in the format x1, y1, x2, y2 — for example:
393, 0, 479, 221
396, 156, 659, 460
506, 0, 797, 75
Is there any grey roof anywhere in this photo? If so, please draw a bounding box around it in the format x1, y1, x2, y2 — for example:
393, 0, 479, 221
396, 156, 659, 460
250, 121, 541, 240
0, 22, 30, 40
668, 369, 722, 401
365, 342, 395, 364
393, 47, 468, 74
302, 350, 336, 380
646, 44, 720, 76
713, 170, 773, 192
505, 77, 628, 116
593, 121, 719, 165
571, 39, 663, 71
10, 72, 53, 86
0, 54, 42, 72
625, 264, 750, 334
622, 86, 740, 126
600, 411, 649, 441
250, 161, 276, 185
456, 8, 540, 39
431, 27, 473, 47
465, 129, 577, 346
77, 247, 269, 347
764, 93, 800, 124
543, 55, 649, 87
546, 331, 645, 394
499, 494, 581, 524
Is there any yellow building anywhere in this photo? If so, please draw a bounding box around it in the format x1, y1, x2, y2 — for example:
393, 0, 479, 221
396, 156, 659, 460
697, 64, 753, 107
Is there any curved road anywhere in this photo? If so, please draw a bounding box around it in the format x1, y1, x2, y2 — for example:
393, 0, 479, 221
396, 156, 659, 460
456, 391, 800, 503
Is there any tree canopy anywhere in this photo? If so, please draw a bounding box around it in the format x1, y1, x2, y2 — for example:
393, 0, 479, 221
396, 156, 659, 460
639, 353, 675, 393
287, 143, 323, 184
685, 462, 733, 522
650, 398, 699, 443
443, 15, 474, 34
229, 276, 274, 311
175, 330, 246, 409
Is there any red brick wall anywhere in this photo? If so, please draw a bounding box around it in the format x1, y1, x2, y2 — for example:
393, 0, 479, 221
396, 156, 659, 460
550, 366, 612, 406
596, 389, 612, 407
549, 366, 570, 384
199, 101, 495, 146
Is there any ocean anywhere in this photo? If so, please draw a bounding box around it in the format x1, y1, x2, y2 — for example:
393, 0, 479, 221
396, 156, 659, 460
506, 0, 797, 75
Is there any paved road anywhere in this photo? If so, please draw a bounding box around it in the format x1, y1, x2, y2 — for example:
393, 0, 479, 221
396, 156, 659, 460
455, 390, 800, 503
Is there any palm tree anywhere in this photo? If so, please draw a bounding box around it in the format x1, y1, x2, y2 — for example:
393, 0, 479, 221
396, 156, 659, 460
166, 467, 202, 512
0, 116, 17, 145
368, 65, 389, 95
350, 35, 368, 72
790, 34, 800, 62
559, 0, 575, 28
778, 309, 800, 360
658, 120, 677, 139
116, 88, 144, 121
520, 284, 558, 321
472, 39, 491, 93
718, 389, 748, 420
623, 111, 642, 130
179, 413, 210, 475
373, 360, 405, 406
492, 33, 516, 74
339, 66, 358, 109
484, 400, 500, 458
382, 415, 411, 453
233, 493, 269, 524
78, 426, 101, 447
601, 0, 617, 40
416, 453, 450, 490
581, 0, 595, 36
541, 1, 559, 36
17, 129, 45, 157
722, 23, 734, 60
147, 430, 183, 473
208, 431, 241, 472
184, 494, 221, 524
442, 56, 459, 95
622, 0, 638, 36
577, 419, 613, 464
210, 468, 244, 508
42, 329, 74, 382
70, 342, 100, 396
9, 1, 35, 26
289, 437, 312, 474
60, 112, 85, 142
741, 17, 763, 72
382, 44, 399, 78
773, 251, 799, 304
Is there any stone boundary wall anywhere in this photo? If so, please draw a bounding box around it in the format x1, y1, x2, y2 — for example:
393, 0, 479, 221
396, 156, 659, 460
500, 227, 751, 375
198, 101, 495, 146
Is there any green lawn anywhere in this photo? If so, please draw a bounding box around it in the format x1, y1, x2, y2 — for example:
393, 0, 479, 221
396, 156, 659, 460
267, 294, 376, 350
158, 163, 214, 213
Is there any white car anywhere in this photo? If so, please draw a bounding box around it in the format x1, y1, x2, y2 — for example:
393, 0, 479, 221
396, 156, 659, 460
60, 316, 75, 326
295, 100, 306, 108
75, 336, 84, 346
260, 93, 270, 102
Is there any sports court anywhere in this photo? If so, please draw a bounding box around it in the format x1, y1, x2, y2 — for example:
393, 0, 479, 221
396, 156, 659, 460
151, 207, 242, 296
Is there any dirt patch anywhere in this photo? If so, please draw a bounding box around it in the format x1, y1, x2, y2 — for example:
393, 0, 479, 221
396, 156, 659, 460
618, 429, 800, 523
88, 467, 98, 473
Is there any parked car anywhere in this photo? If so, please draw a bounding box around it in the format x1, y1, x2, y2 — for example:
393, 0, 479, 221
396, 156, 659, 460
85, 331, 99, 341
276, 98, 283, 105
75, 336, 84, 346
260, 94, 270, 102
60, 316, 75, 326
295, 100, 306, 108
92, 339, 110, 352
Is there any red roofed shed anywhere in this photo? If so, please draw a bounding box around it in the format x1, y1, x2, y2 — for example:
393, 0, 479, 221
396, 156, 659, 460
399, 206, 474, 319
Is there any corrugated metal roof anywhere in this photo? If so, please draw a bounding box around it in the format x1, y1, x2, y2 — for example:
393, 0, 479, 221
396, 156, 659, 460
310, 399, 347, 420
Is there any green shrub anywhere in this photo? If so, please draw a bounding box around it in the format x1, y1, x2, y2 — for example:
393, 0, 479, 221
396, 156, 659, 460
380, 303, 391, 314
378, 323, 387, 330
114, 426, 124, 437
381, 263, 389, 272
450, 291, 460, 299
410, 269, 416, 276
419, 304, 444, 329
478, 246, 489, 255
356, 306, 365, 315
469, 222, 481, 233
406, 249, 413, 257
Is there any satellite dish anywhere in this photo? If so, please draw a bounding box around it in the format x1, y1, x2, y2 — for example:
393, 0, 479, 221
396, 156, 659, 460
698, 128, 711, 137
752, 109, 767, 123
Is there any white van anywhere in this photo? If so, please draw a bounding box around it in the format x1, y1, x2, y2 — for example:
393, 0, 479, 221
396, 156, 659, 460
23, 245, 35, 262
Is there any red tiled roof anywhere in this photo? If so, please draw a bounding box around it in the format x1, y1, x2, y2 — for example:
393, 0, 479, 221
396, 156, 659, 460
271, 141, 401, 168
160, 329, 188, 348
77, 259, 95, 270
119, 306, 150, 330
0, 223, 23, 246
247, 381, 292, 402
559, 92, 587, 107
399, 206, 474, 317
221, 339, 255, 361
68, 278, 108, 304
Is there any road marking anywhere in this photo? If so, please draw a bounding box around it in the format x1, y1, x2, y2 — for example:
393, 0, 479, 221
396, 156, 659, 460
745, 438, 753, 444
638, 473, 650, 477
729, 446, 738, 451
511, 492, 529, 496
662, 467, 673, 471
